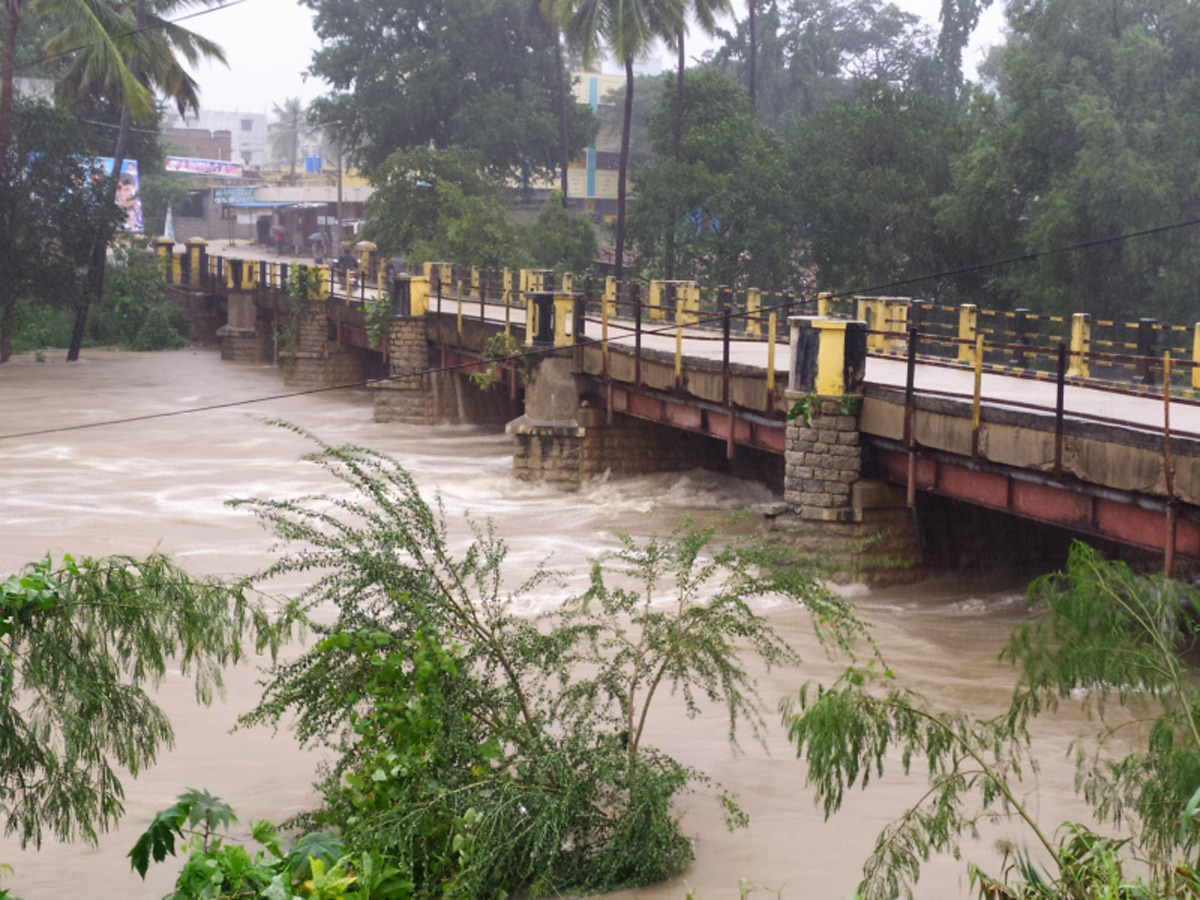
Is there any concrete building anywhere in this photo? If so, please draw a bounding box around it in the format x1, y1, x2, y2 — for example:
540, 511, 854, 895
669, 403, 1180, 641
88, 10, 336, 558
163, 109, 269, 169
566, 59, 663, 223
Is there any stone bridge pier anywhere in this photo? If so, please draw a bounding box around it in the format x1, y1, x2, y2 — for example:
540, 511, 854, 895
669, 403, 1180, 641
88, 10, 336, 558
776, 316, 918, 577
506, 291, 721, 489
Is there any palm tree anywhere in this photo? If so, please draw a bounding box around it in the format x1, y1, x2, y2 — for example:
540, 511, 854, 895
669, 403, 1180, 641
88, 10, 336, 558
42, 0, 227, 360
0, 0, 148, 171
270, 97, 308, 182
666, 0, 729, 276
548, 0, 684, 284
747, 0, 756, 109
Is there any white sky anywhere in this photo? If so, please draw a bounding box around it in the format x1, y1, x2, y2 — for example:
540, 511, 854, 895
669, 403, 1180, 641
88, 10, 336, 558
182, 0, 1007, 116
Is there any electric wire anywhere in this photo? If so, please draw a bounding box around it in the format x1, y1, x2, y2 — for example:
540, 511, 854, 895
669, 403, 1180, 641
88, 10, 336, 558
13, 0, 251, 75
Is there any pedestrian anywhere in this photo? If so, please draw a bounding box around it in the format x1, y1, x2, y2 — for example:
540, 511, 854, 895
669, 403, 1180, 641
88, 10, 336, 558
385, 254, 407, 279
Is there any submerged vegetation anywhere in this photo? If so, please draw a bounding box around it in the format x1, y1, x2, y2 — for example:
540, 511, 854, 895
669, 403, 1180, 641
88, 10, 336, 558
786, 542, 1200, 899
8, 427, 1200, 900
206, 427, 862, 899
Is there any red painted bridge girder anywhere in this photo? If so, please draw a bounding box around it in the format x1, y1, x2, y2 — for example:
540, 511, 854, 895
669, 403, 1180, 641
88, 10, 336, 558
872, 443, 1200, 560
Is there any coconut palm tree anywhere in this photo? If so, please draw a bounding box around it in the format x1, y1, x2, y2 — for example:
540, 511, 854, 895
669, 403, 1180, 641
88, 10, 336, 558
270, 97, 308, 182
42, 0, 227, 360
665, 0, 729, 276
0, 0, 148, 170
548, 0, 684, 284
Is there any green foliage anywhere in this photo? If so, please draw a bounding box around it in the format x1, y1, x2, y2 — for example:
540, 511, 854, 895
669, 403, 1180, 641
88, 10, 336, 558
0, 99, 121, 361
523, 191, 597, 273
936, 0, 1200, 318
363, 292, 391, 347
131, 790, 411, 900
1007, 543, 1200, 862
279, 264, 324, 353
137, 174, 191, 239
786, 394, 820, 426
128, 788, 238, 877
0, 553, 293, 849
231, 427, 858, 898
467, 331, 525, 392
785, 541, 1200, 899
364, 147, 528, 269
93, 243, 188, 350
628, 69, 796, 288
304, 0, 595, 177
787, 81, 963, 295
710, 0, 941, 130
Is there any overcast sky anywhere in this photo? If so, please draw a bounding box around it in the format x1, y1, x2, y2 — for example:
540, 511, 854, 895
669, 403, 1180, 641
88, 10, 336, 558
182, 0, 1007, 117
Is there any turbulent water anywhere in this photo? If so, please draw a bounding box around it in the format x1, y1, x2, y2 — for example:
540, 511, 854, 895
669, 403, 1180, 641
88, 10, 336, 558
0, 348, 1099, 899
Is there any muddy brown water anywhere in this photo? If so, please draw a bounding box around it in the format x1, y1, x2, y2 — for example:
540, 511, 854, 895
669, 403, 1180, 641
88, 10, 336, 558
0, 348, 1103, 899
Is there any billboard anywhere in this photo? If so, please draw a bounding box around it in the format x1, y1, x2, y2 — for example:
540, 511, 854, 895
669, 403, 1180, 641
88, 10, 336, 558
98, 157, 142, 233
166, 156, 244, 177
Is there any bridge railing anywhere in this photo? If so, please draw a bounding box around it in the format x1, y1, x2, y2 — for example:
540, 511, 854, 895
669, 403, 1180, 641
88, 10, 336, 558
164, 242, 1200, 400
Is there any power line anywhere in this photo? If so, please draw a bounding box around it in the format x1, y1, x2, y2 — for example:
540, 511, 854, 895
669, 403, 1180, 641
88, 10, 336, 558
15, 0, 250, 74
830, 216, 1200, 299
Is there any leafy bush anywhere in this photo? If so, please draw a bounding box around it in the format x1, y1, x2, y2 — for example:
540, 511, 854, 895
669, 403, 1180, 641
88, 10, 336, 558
225, 427, 862, 898
523, 191, 598, 273
130, 790, 412, 900
93, 245, 188, 350
785, 541, 1200, 899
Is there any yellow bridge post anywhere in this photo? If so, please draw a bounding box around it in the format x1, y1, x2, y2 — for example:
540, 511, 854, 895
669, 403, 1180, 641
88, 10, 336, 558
790, 316, 867, 397
186, 238, 206, 288
648, 280, 665, 321
745, 288, 762, 339
1069, 313, 1091, 379
553, 293, 576, 346
957, 304, 978, 365
155, 238, 174, 283
409, 276, 430, 316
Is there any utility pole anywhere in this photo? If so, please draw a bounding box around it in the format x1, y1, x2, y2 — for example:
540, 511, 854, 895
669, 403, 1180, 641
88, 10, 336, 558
334, 138, 343, 251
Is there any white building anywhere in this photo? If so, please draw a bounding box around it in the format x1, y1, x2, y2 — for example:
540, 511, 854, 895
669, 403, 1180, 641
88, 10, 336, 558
162, 109, 270, 168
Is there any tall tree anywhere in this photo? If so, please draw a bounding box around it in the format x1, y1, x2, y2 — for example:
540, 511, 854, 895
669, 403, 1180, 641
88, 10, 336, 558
788, 81, 962, 294
935, 0, 992, 98
42, 0, 225, 361
937, 0, 1200, 318
306, 0, 595, 180
0, 100, 117, 361
629, 67, 794, 288
550, 0, 685, 284
270, 97, 307, 182
666, 0, 730, 276
712, 0, 936, 129
0, 0, 148, 173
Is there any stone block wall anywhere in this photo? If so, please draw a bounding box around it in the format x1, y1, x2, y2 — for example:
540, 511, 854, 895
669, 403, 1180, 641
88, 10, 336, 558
281, 307, 377, 389
784, 397, 862, 521
511, 423, 587, 488
511, 412, 728, 490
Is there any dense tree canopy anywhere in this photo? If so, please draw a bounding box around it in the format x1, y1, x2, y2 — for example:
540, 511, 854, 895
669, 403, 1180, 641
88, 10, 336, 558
303, 0, 596, 179
938, 0, 1200, 317
628, 68, 795, 288
787, 82, 963, 295
0, 100, 117, 361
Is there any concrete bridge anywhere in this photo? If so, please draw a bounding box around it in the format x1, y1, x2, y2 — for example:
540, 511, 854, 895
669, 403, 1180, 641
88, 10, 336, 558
160, 239, 1200, 575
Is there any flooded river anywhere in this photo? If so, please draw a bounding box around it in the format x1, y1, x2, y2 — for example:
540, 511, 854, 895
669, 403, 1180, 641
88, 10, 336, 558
0, 348, 1098, 899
